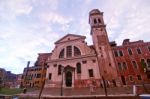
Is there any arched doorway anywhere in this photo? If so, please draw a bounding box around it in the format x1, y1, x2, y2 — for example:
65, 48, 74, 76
65, 71, 72, 87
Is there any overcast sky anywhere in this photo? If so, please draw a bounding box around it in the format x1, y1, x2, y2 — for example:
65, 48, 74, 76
0, 0, 150, 74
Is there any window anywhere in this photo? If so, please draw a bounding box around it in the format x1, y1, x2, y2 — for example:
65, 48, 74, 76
74, 46, 81, 56
92, 59, 96, 63
148, 46, 150, 52
147, 59, 150, 67
0, 77, 2, 84
132, 61, 138, 68
147, 74, 150, 79
76, 63, 81, 74
82, 60, 87, 64
118, 63, 122, 70
98, 19, 101, 23
59, 49, 64, 58
53, 64, 57, 67
137, 75, 142, 80
128, 48, 133, 55
114, 50, 118, 57
123, 62, 127, 70
58, 65, 62, 75
137, 48, 142, 54
66, 46, 72, 57
141, 59, 145, 63
109, 63, 111, 67
141, 59, 147, 68
94, 19, 97, 24
129, 76, 133, 81
88, 69, 94, 77
49, 73, 52, 80
119, 50, 123, 56
36, 74, 41, 78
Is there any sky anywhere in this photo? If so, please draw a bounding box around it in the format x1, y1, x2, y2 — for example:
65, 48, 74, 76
0, 0, 150, 74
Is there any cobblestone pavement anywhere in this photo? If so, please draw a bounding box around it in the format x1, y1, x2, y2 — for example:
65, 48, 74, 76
26, 87, 133, 96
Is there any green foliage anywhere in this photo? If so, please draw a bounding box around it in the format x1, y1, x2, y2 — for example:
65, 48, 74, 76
0, 88, 23, 95
141, 61, 146, 70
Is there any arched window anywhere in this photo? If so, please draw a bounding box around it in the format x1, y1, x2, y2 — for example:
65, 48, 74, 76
114, 50, 118, 57
74, 46, 81, 56
123, 62, 127, 70
141, 59, 146, 68
59, 49, 64, 58
66, 46, 72, 57
119, 50, 123, 56
94, 19, 97, 24
147, 59, 150, 67
118, 63, 122, 70
98, 19, 101, 23
128, 48, 132, 55
137, 48, 142, 54
76, 63, 81, 74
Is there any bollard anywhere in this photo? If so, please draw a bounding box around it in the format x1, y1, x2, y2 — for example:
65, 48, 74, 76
133, 85, 137, 95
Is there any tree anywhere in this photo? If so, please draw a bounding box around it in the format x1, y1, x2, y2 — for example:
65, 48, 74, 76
140, 61, 148, 93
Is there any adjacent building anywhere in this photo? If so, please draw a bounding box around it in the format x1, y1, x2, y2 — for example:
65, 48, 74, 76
21, 53, 51, 88
0, 69, 18, 88
0, 68, 6, 87
112, 39, 150, 85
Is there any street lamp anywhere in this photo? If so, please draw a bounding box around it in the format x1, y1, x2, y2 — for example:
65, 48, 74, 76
102, 76, 107, 96
60, 65, 64, 96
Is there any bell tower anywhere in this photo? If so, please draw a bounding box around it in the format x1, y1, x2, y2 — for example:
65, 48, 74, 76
89, 9, 118, 86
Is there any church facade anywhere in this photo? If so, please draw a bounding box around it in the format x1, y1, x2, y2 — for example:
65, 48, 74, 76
44, 9, 119, 88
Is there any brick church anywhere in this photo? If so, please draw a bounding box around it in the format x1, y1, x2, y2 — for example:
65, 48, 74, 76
21, 9, 150, 88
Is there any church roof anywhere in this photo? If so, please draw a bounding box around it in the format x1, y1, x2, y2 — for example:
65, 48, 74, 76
55, 34, 86, 44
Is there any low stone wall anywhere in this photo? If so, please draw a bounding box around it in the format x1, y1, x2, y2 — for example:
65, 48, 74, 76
19, 95, 140, 99
136, 84, 150, 95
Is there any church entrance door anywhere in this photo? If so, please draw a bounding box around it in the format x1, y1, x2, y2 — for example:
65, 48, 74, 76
65, 71, 72, 87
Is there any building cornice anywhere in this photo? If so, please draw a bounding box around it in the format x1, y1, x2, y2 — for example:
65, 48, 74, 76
47, 54, 97, 63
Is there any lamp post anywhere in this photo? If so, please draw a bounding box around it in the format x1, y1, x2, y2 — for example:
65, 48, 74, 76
102, 76, 107, 96
60, 66, 64, 96
24, 61, 30, 88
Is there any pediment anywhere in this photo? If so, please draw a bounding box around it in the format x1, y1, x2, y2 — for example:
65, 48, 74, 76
55, 34, 86, 44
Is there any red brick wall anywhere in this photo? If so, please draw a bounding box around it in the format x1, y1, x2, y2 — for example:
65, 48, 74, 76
112, 40, 150, 85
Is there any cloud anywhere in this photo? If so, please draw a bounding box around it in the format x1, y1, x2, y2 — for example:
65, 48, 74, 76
103, 0, 150, 45
39, 12, 73, 25
0, 0, 33, 21
0, 0, 150, 74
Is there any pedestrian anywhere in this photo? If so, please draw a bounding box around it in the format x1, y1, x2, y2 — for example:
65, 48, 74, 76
89, 82, 94, 93
92, 80, 96, 90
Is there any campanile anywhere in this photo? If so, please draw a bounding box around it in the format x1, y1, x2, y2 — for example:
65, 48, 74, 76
89, 9, 118, 86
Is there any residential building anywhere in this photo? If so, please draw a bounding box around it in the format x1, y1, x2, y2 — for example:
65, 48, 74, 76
21, 53, 51, 88
112, 39, 150, 85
